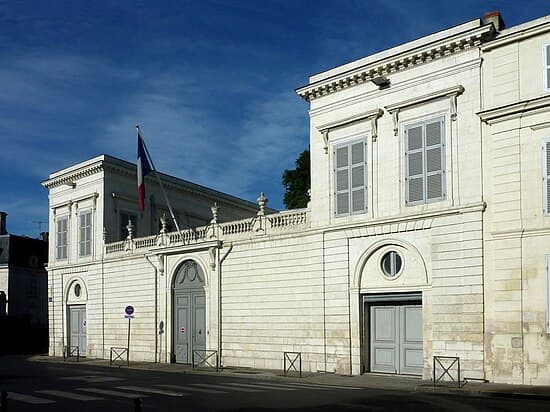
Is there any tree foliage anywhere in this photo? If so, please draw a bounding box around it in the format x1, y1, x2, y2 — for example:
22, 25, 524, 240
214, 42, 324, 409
282, 149, 310, 209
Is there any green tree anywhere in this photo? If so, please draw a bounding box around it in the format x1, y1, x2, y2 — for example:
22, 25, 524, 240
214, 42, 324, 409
282, 149, 310, 209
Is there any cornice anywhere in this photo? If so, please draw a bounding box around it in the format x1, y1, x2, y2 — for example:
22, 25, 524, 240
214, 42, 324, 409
42, 161, 103, 189
309, 58, 481, 118
477, 94, 550, 124
51, 192, 99, 210
384, 85, 465, 113
316, 108, 384, 150
482, 20, 550, 52
316, 108, 384, 132
385, 85, 465, 135
296, 25, 493, 102
102, 160, 260, 212
45, 156, 261, 213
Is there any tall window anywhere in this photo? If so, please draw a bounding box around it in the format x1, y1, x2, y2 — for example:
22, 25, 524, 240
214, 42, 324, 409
55, 216, 68, 260
405, 117, 445, 205
119, 211, 137, 240
544, 44, 550, 92
79, 210, 92, 257
543, 138, 550, 214
334, 139, 367, 216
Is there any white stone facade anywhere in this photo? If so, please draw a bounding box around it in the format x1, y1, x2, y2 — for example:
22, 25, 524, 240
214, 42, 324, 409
44, 14, 550, 385
479, 16, 550, 384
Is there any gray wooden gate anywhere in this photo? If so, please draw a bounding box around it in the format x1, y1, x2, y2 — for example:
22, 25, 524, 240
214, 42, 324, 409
370, 304, 422, 375
68, 305, 87, 355
173, 260, 206, 364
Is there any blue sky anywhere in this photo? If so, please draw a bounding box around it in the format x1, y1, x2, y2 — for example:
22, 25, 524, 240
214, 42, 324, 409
1, 1, 548, 237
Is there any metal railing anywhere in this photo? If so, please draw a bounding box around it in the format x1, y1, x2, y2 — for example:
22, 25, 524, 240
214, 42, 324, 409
192, 350, 218, 371
433, 356, 462, 388
110, 347, 129, 366
284, 352, 302, 377
63, 345, 80, 362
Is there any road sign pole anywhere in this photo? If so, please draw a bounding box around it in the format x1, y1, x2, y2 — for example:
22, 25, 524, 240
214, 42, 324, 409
124, 305, 135, 364
127, 316, 131, 359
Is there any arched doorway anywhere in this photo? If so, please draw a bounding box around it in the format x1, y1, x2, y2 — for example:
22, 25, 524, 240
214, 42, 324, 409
66, 279, 87, 356
354, 240, 429, 376
172, 260, 206, 363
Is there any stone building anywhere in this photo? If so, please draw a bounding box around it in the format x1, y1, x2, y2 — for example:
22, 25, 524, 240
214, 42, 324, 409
0, 212, 48, 352
478, 14, 550, 384
43, 12, 550, 385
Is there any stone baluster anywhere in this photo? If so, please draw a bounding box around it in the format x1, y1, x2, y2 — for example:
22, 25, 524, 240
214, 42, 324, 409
124, 219, 134, 252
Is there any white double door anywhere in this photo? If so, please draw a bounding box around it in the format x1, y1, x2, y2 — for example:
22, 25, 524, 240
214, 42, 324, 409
173, 290, 205, 364
370, 304, 423, 375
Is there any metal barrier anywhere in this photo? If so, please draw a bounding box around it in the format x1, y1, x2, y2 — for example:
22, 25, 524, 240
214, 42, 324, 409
63, 345, 80, 362
284, 352, 302, 377
433, 356, 462, 388
110, 347, 129, 366
192, 350, 218, 371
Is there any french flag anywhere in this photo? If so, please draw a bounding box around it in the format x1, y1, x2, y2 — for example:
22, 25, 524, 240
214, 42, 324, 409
137, 130, 152, 211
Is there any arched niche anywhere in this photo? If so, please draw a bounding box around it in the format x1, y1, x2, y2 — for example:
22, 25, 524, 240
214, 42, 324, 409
65, 277, 88, 304
353, 238, 429, 291
172, 259, 206, 290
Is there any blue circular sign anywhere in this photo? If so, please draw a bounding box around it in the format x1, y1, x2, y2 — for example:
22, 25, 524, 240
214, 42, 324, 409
125, 305, 134, 315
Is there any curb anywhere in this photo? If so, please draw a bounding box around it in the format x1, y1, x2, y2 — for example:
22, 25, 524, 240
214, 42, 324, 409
28, 356, 550, 400
484, 391, 550, 401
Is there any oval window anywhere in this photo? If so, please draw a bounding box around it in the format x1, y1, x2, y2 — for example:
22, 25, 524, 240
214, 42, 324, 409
74, 283, 81, 297
381, 251, 402, 278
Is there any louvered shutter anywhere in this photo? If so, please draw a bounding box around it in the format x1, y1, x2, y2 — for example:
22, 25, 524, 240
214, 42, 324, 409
335, 146, 350, 215
85, 212, 92, 255
544, 140, 550, 213
61, 219, 67, 258
56, 217, 68, 260
425, 119, 444, 200
351, 142, 366, 212
56, 220, 61, 257
79, 213, 86, 256
406, 125, 424, 203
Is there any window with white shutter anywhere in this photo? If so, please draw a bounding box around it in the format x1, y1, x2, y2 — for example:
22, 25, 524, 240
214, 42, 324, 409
334, 139, 367, 216
543, 139, 550, 214
56, 216, 68, 260
545, 44, 550, 92
405, 117, 445, 205
79, 210, 92, 257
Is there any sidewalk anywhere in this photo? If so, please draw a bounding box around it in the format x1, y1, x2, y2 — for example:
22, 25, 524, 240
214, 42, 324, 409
30, 354, 550, 401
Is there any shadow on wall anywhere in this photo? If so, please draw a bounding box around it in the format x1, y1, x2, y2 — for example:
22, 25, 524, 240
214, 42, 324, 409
0, 315, 48, 355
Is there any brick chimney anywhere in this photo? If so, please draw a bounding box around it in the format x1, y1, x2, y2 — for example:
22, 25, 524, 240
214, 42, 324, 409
484, 11, 505, 32
0, 212, 7, 235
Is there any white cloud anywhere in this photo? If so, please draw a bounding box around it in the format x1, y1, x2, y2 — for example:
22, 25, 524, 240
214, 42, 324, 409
101, 70, 309, 208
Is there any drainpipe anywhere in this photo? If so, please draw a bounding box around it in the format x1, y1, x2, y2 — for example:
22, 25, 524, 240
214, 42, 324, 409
145, 254, 159, 363
218, 242, 233, 367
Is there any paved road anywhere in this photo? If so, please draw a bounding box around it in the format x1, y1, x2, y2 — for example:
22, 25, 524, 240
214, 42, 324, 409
1, 356, 549, 411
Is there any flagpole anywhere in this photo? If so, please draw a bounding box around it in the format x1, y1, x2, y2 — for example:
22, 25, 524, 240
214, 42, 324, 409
136, 125, 184, 236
